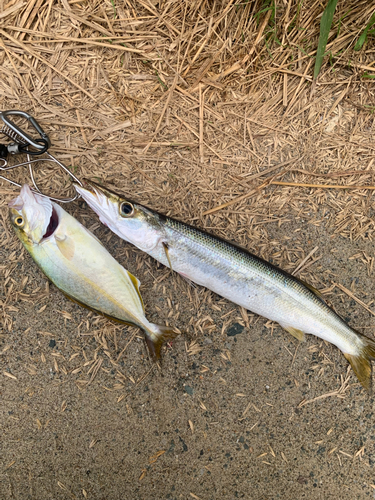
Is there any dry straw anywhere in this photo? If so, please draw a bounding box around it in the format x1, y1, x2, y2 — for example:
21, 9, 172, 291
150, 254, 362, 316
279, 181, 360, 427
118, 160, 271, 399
0, 0, 375, 384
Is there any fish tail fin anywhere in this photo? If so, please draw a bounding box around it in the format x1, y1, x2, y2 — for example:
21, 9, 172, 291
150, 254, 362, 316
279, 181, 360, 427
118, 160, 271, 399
144, 324, 180, 360
343, 336, 375, 393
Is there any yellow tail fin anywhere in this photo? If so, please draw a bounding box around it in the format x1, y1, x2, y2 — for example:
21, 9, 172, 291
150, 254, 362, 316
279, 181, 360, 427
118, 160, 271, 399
144, 325, 180, 359
344, 336, 375, 393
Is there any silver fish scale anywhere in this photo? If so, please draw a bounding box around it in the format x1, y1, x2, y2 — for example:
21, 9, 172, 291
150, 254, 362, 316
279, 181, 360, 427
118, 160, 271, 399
163, 214, 348, 326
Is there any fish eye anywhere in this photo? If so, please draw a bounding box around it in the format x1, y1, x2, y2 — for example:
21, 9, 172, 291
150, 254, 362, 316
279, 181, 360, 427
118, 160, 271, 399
119, 202, 134, 217
14, 216, 24, 227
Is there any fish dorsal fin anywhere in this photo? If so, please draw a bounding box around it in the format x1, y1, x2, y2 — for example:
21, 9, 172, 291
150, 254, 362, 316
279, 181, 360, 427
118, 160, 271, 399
283, 325, 306, 342
127, 271, 145, 312
55, 234, 75, 261
297, 278, 324, 301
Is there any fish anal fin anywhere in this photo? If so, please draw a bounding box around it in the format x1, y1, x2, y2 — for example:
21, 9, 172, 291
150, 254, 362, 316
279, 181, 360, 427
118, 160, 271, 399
55, 235, 75, 260
162, 242, 173, 272
283, 325, 306, 342
127, 271, 145, 312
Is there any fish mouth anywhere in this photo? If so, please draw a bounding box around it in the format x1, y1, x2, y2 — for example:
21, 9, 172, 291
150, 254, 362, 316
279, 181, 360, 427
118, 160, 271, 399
75, 179, 131, 202
75, 178, 133, 213
74, 180, 119, 227
42, 207, 59, 240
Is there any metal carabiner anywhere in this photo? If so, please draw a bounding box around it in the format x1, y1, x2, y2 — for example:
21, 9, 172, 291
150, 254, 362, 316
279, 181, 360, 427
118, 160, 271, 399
0, 110, 82, 203
0, 110, 50, 155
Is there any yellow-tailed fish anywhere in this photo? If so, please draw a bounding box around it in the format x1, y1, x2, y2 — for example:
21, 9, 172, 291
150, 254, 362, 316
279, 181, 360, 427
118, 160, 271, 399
9, 185, 178, 358
75, 179, 375, 392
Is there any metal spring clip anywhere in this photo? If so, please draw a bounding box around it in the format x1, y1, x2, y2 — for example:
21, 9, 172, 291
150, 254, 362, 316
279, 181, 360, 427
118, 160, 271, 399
0, 110, 82, 202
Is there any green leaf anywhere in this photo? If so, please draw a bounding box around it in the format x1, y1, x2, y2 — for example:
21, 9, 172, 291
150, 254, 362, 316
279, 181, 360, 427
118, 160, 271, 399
110, 0, 117, 19
355, 31, 369, 51
354, 11, 375, 50
313, 0, 339, 80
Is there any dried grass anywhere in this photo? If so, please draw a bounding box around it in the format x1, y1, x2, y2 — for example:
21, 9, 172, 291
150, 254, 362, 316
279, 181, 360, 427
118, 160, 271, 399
1, 0, 375, 385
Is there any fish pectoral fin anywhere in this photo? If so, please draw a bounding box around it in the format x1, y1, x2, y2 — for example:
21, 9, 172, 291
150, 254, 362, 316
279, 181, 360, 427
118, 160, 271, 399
55, 235, 75, 260
283, 325, 306, 342
162, 242, 173, 272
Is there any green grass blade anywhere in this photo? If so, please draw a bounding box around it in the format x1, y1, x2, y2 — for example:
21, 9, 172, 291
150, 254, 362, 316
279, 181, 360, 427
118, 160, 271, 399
313, 0, 338, 80
110, 0, 117, 19
354, 11, 375, 50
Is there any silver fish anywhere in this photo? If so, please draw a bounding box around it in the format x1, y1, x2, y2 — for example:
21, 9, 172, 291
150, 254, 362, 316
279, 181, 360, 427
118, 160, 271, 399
75, 180, 375, 391
9, 184, 178, 358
